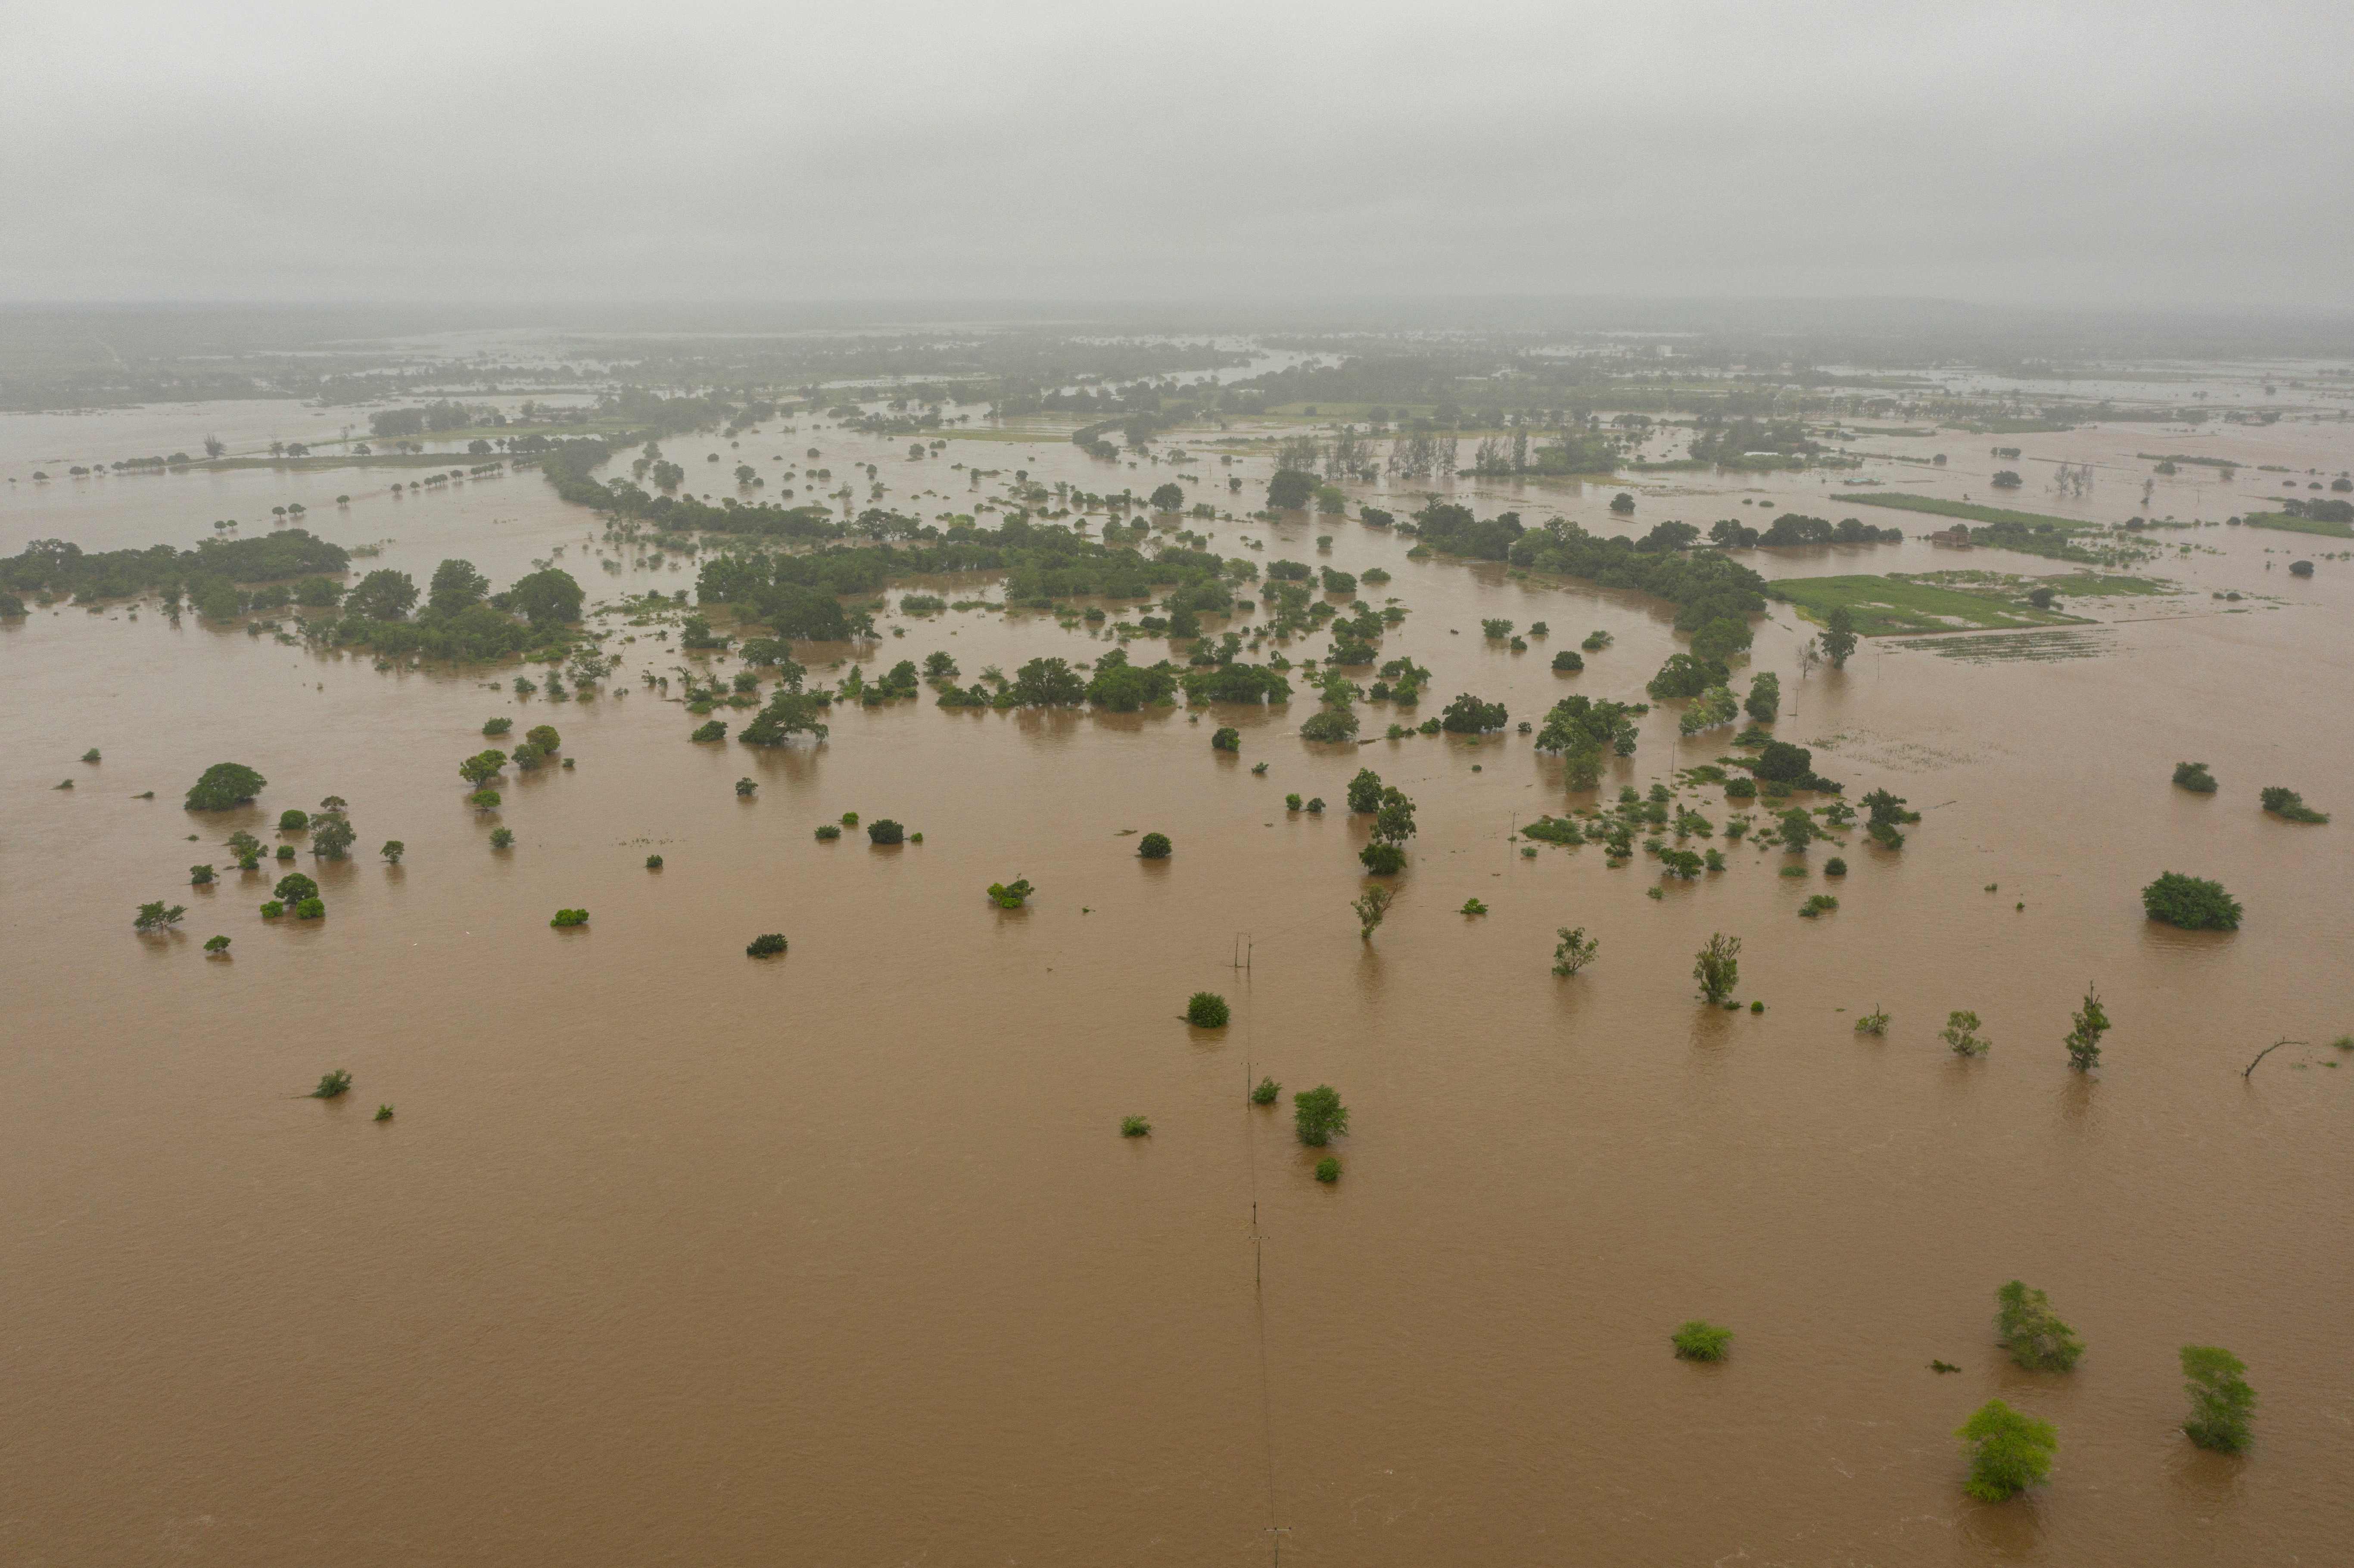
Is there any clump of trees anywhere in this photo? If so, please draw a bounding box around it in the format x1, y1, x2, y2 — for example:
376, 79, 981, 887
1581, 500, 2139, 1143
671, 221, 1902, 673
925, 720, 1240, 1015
1995, 1279, 2083, 1371
1535, 695, 1647, 790
2172, 761, 2216, 793
186, 762, 265, 812
1441, 693, 1507, 734
1862, 789, 1916, 849
1186, 992, 1230, 1028
311, 815, 355, 859
2260, 786, 2329, 824
986, 878, 1033, 909
2142, 872, 2240, 930
1956, 1400, 2056, 1501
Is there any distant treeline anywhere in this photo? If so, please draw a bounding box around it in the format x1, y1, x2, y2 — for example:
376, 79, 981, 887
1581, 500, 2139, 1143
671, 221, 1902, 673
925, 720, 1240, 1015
1, 530, 349, 604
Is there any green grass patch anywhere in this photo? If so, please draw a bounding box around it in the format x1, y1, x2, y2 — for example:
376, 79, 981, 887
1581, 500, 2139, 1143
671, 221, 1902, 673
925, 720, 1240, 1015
2242, 512, 2354, 538
1831, 493, 2101, 532
1770, 575, 2087, 636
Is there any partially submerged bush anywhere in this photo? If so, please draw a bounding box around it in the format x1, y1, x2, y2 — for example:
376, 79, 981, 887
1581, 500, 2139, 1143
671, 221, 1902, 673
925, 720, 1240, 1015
185, 762, 266, 812
746, 932, 788, 957
1292, 1084, 1348, 1146
1956, 1400, 2056, 1502
1551, 649, 1583, 673
277, 808, 310, 833
1137, 832, 1172, 859
311, 1069, 353, 1099
2142, 872, 2241, 930
1186, 991, 1230, 1028
645, 854, 663, 869
1942, 1010, 1989, 1056
489, 828, 514, 849
1120, 1115, 1152, 1138
203, 934, 231, 955
1855, 1007, 1890, 1035
2180, 1345, 2256, 1453
690, 720, 728, 742
2260, 786, 2329, 824
1358, 841, 1406, 875
483, 717, 513, 737
868, 818, 905, 844
293, 896, 325, 919
550, 908, 589, 927
1250, 1076, 1281, 1105
1996, 1279, 2083, 1371
133, 900, 187, 931
1693, 932, 1741, 1005
1799, 894, 1839, 918
986, 878, 1034, 909
2172, 760, 2217, 793
1314, 1157, 1340, 1183
1671, 1320, 1733, 1362
814, 823, 841, 841
1211, 726, 1240, 753
190, 863, 215, 885
381, 840, 405, 863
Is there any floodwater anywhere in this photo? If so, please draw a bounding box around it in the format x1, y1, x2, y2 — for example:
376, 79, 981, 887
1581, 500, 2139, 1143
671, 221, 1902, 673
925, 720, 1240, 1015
3, 392, 2352, 1565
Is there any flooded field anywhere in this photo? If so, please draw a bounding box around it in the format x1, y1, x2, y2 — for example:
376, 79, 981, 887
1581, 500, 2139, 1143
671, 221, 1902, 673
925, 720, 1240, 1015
4, 374, 2352, 1565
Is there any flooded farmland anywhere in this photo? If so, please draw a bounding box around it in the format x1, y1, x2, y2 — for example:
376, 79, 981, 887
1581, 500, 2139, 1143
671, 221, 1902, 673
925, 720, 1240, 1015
3, 342, 2352, 1568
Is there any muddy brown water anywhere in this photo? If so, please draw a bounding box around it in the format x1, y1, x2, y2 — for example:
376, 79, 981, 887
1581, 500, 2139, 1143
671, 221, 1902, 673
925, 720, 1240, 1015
3, 400, 2351, 1564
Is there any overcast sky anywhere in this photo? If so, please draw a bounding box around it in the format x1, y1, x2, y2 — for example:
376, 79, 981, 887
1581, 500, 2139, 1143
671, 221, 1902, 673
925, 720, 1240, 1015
5, 0, 2349, 309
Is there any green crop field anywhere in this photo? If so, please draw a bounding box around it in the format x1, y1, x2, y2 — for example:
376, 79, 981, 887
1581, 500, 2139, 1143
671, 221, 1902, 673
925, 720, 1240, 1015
1769, 574, 2090, 636
2241, 512, 2353, 539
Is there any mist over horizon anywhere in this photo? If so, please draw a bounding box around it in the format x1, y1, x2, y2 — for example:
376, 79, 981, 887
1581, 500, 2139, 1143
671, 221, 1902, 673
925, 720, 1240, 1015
6, 0, 2350, 314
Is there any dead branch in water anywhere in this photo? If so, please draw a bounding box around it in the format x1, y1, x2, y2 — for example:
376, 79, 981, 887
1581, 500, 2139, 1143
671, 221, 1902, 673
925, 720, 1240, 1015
2242, 1038, 2304, 1080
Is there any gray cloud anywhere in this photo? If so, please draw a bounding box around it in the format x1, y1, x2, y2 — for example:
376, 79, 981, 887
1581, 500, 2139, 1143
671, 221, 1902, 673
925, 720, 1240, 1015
4, 0, 2349, 307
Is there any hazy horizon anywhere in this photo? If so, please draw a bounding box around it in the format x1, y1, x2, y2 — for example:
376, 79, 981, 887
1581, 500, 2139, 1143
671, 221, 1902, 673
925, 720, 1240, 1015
6, 0, 2350, 311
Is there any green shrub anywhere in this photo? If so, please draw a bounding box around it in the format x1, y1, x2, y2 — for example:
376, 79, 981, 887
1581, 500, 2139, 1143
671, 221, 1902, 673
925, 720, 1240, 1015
278, 808, 309, 832
841, 811, 859, 826
1799, 894, 1839, 918
185, 762, 266, 812
203, 935, 231, 955
1823, 856, 1847, 876
311, 1069, 352, 1099
1305, 797, 1324, 813
1314, 1157, 1340, 1183
381, 840, 405, 863
489, 828, 514, 849
986, 878, 1034, 909
1995, 1280, 2083, 1371
2180, 1345, 2256, 1453
1359, 841, 1406, 875
735, 777, 757, 796
690, 720, 727, 742
2172, 760, 2216, 793
814, 823, 841, 841
1942, 1010, 1989, 1056
274, 871, 318, 904
1292, 1084, 1348, 1145
869, 818, 905, 844
746, 932, 788, 957
2142, 872, 2240, 930
190, 863, 215, 885
293, 896, 325, 919
550, 908, 589, 927
644, 854, 663, 869
1250, 1076, 1280, 1105
1693, 932, 1741, 1004
483, 717, 513, 737
1671, 1320, 1732, 1361
1211, 726, 1240, 752
1551, 649, 1583, 673
133, 900, 187, 931
1855, 1007, 1890, 1035
1138, 832, 1172, 859
2260, 786, 2329, 824
260, 900, 285, 918
1186, 992, 1230, 1028
1120, 1115, 1152, 1137
374, 1104, 393, 1122
1956, 1400, 2056, 1501
468, 788, 501, 809
1460, 897, 1488, 915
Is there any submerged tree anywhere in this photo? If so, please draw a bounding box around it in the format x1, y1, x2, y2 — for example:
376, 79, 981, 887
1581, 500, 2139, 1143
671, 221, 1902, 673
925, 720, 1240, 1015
1995, 1280, 2083, 1372
185, 762, 266, 812
1955, 1400, 2056, 1502
1693, 932, 1741, 1005
1820, 605, 1858, 669
2063, 985, 2110, 1072
1552, 926, 1599, 976
1292, 1085, 1348, 1146
133, 900, 187, 932
2142, 872, 2241, 931
1351, 884, 1394, 941
2180, 1345, 2256, 1453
